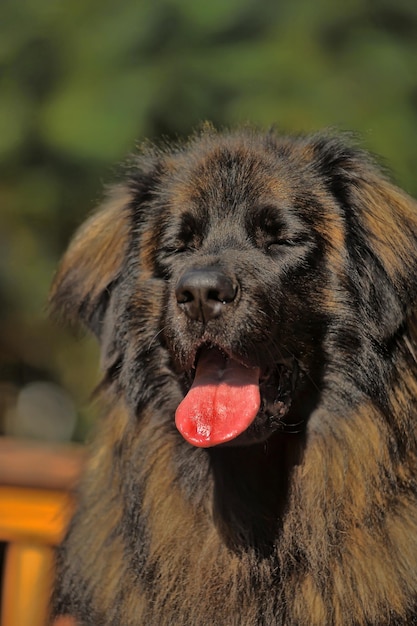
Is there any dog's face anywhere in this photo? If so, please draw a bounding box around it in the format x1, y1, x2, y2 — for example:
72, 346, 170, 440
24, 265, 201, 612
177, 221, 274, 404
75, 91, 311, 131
50, 129, 417, 448
153, 139, 333, 446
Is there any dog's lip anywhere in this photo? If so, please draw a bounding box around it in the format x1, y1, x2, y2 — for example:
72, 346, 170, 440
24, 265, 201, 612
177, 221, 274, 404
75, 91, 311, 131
183, 341, 294, 386
192, 343, 253, 371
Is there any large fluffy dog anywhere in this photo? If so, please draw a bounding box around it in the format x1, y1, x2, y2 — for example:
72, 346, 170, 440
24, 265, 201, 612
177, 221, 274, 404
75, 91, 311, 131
50, 128, 417, 625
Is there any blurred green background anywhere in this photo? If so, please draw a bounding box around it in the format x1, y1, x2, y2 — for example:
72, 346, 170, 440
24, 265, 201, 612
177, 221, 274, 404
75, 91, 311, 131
1, 0, 417, 442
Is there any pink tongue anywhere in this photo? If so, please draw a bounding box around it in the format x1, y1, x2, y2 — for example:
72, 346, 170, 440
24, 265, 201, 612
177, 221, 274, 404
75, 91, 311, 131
175, 348, 261, 447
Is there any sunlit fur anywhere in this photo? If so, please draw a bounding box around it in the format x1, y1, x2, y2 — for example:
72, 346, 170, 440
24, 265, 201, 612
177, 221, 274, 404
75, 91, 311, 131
50, 128, 417, 625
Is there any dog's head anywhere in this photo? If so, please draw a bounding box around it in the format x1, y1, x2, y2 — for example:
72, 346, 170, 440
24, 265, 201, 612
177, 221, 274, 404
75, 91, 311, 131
50, 129, 417, 447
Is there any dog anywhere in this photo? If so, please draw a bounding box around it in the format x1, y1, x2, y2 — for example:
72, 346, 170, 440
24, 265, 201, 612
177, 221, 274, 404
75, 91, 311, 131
50, 127, 417, 625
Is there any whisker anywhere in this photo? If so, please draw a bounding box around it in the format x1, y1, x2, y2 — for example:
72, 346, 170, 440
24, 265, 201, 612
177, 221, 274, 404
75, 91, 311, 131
147, 327, 167, 352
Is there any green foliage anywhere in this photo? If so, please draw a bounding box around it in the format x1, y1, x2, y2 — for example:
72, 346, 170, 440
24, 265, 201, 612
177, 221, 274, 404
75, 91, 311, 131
1, 0, 417, 439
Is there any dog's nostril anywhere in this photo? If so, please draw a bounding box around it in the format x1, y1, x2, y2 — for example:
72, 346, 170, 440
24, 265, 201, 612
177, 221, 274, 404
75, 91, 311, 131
176, 289, 194, 304
208, 289, 226, 303
207, 284, 236, 304
175, 269, 237, 322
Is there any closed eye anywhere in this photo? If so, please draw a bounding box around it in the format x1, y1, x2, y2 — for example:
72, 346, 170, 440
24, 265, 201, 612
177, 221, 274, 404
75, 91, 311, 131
266, 237, 308, 253
161, 242, 197, 256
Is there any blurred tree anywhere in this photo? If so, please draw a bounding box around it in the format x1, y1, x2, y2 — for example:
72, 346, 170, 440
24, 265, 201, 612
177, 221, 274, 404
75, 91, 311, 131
1, 0, 416, 440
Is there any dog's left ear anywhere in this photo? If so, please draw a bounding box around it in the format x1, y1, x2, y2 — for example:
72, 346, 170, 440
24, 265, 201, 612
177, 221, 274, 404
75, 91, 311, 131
349, 166, 417, 311
49, 185, 133, 337
312, 135, 417, 314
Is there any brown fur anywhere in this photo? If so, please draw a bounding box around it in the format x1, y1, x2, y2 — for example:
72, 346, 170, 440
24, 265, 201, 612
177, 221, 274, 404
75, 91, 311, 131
50, 128, 417, 625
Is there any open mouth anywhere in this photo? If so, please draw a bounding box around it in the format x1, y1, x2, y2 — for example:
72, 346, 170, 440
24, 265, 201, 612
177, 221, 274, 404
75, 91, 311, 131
175, 345, 296, 447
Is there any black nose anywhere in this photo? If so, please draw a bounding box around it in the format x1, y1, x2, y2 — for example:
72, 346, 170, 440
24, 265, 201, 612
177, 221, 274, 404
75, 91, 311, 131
175, 268, 238, 322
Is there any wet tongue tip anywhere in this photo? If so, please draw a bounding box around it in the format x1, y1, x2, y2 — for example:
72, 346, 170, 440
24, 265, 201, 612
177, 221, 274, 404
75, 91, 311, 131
175, 349, 261, 447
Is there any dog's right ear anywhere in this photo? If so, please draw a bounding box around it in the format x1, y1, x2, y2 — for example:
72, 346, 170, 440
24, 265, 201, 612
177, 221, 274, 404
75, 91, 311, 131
49, 185, 133, 337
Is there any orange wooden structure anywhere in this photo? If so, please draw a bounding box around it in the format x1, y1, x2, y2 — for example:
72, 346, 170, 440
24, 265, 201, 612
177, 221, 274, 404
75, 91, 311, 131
0, 437, 84, 626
